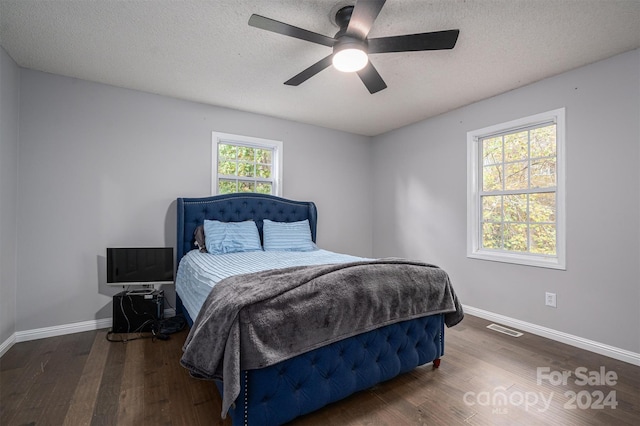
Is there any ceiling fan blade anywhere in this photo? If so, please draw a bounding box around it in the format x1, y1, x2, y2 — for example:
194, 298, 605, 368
368, 29, 460, 53
357, 61, 387, 94
249, 14, 335, 47
346, 0, 386, 40
284, 55, 334, 86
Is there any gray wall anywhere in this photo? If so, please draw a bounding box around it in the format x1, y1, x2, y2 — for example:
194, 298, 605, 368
372, 49, 640, 353
15, 70, 372, 331
0, 48, 20, 344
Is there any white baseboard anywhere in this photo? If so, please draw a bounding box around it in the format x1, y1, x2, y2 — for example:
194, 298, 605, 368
15, 318, 113, 343
0, 333, 16, 358
0, 308, 177, 356
463, 304, 640, 367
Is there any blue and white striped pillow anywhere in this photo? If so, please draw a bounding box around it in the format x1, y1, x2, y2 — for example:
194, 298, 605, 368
203, 220, 262, 255
262, 219, 317, 252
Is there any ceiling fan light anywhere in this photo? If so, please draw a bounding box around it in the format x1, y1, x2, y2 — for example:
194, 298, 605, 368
332, 48, 368, 72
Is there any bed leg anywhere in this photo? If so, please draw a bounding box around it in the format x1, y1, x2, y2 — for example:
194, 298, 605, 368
432, 358, 441, 369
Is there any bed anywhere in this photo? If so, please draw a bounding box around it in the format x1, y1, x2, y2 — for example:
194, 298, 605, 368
175, 193, 463, 425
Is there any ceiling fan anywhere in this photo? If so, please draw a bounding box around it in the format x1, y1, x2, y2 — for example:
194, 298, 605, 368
248, 0, 459, 94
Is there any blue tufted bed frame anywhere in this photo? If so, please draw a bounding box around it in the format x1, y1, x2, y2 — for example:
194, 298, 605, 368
176, 193, 445, 425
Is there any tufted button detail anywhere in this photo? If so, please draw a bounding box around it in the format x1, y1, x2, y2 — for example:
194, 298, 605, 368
225, 313, 445, 426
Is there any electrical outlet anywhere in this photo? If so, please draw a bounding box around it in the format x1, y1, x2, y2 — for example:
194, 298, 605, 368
545, 292, 557, 308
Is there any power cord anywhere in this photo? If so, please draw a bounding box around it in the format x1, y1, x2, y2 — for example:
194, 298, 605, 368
152, 328, 169, 340
106, 319, 169, 343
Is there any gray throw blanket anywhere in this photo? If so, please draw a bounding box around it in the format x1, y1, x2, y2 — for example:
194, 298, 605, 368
181, 259, 464, 418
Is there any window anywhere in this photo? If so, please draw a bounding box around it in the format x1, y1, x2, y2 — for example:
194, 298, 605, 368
467, 108, 565, 269
212, 132, 283, 196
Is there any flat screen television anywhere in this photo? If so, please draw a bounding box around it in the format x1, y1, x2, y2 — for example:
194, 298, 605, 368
106, 247, 174, 286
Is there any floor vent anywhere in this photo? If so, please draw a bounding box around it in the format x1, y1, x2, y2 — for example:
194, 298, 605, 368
486, 323, 523, 337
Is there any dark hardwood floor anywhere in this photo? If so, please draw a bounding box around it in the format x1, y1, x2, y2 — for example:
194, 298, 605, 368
1, 314, 638, 425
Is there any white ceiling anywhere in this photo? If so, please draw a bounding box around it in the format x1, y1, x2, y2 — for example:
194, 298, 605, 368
1, 0, 639, 136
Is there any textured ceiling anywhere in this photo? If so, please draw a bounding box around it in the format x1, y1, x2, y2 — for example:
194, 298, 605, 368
1, 0, 639, 136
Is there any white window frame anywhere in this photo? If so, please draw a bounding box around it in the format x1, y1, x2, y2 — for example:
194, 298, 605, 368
467, 108, 566, 269
212, 132, 283, 196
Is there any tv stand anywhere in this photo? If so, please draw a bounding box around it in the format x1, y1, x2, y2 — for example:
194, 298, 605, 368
112, 290, 164, 333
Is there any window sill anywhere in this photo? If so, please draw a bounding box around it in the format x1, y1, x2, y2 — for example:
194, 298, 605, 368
467, 250, 566, 270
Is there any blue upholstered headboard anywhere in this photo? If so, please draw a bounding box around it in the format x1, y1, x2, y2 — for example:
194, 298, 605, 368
176, 193, 318, 261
